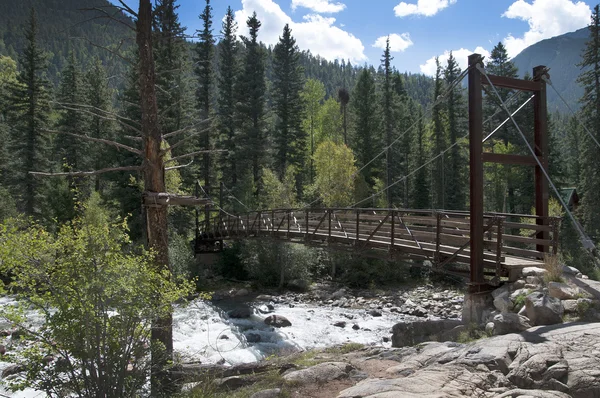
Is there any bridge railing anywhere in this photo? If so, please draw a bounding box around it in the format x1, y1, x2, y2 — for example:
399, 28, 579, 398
197, 208, 560, 271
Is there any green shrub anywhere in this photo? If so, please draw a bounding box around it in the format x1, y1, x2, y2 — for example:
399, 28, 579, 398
0, 197, 193, 397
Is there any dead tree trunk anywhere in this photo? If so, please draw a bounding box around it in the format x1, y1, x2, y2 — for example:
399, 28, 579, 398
136, 0, 172, 395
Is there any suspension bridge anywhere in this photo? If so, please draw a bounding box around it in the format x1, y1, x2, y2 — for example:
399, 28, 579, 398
194, 53, 592, 292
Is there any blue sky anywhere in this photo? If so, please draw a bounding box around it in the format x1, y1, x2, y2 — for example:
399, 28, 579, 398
113, 0, 596, 75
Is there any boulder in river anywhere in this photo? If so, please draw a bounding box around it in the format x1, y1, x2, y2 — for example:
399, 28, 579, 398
228, 306, 253, 319
264, 315, 292, 328
391, 319, 462, 347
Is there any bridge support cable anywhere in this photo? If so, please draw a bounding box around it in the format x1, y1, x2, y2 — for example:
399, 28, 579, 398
543, 76, 600, 151
478, 64, 600, 264
349, 93, 536, 209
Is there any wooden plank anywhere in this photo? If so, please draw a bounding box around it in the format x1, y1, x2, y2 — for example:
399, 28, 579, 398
481, 74, 542, 91
502, 245, 546, 260
503, 222, 552, 232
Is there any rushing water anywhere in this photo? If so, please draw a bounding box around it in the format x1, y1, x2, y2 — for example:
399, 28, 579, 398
0, 295, 430, 397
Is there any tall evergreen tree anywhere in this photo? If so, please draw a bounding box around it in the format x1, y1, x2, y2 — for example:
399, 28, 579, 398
381, 37, 394, 207
272, 24, 305, 185
86, 57, 115, 193
153, 0, 195, 181
300, 78, 325, 184
338, 87, 350, 145
351, 68, 379, 187
216, 7, 238, 189
196, 0, 214, 193
235, 12, 267, 194
577, 4, 600, 238
410, 105, 429, 209
55, 51, 88, 173
443, 52, 467, 210
431, 57, 446, 209
8, 8, 51, 217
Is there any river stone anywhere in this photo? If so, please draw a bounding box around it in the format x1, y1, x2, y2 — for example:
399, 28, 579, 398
368, 309, 382, 317
494, 295, 513, 313
333, 321, 346, 328
391, 319, 462, 347
491, 313, 531, 335
283, 362, 353, 384
228, 306, 253, 319
562, 299, 578, 313
213, 376, 252, 391
548, 282, 579, 300
235, 288, 250, 296
264, 315, 292, 328
496, 389, 572, 398
250, 389, 281, 398
245, 332, 261, 343
525, 292, 563, 326
2, 364, 25, 378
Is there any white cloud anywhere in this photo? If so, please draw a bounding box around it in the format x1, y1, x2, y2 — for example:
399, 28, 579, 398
502, 0, 591, 57
373, 34, 414, 53
234, 0, 366, 62
291, 0, 346, 13
394, 0, 457, 17
419, 47, 491, 76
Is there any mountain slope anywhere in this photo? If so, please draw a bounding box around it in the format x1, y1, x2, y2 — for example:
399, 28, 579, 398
0, 0, 134, 85
512, 27, 589, 113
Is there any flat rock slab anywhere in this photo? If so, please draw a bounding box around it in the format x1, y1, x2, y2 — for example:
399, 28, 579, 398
283, 362, 353, 384
338, 323, 600, 398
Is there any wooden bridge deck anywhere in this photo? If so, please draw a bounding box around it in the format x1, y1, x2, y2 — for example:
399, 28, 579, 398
196, 208, 560, 279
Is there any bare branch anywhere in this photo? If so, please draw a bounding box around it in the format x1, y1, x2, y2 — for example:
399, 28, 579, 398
165, 160, 193, 171
116, 0, 138, 17
123, 135, 142, 142
43, 129, 142, 156
160, 126, 212, 156
163, 117, 213, 139
30, 166, 141, 177
165, 149, 227, 164
53, 102, 141, 134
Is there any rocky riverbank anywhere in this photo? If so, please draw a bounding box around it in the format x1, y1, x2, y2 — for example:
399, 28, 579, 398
180, 322, 600, 398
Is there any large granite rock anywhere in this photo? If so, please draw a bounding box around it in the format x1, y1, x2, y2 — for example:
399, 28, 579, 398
391, 319, 462, 347
548, 281, 580, 300
338, 323, 600, 398
283, 362, 353, 384
525, 292, 563, 326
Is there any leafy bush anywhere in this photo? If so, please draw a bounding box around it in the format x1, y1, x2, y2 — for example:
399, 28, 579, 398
0, 195, 192, 397
242, 241, 316, 288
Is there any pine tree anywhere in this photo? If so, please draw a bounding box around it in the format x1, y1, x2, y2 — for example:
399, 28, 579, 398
196, 0, 214, 193
55, 51, 88, 173
411, 105, 429, 209
443, 52, 467, 210
338, 87, 350, 145
272, 24, 305, 185
216, 7, 238, 189
235, 12, 267, 194
153, 0, 195, 182
300, 78, 325, 184
381, 37, 394, 207
8, 8, 51, 217
577, 4, 600, 238
431, 57, 446, 209
351, 68, 379, 187
86, 57, 116, 193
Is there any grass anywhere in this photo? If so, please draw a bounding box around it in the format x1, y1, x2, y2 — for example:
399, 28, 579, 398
543, 254, 564, 284
178, 369, 290, 398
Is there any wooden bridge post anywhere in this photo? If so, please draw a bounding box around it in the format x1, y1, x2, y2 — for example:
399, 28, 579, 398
435, 211, 442, 266
533, 66, 550, 253
391, 210, 395, 248
468, 53, 485, 288
328, 210, 332, 241
356, 210, 360, 245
